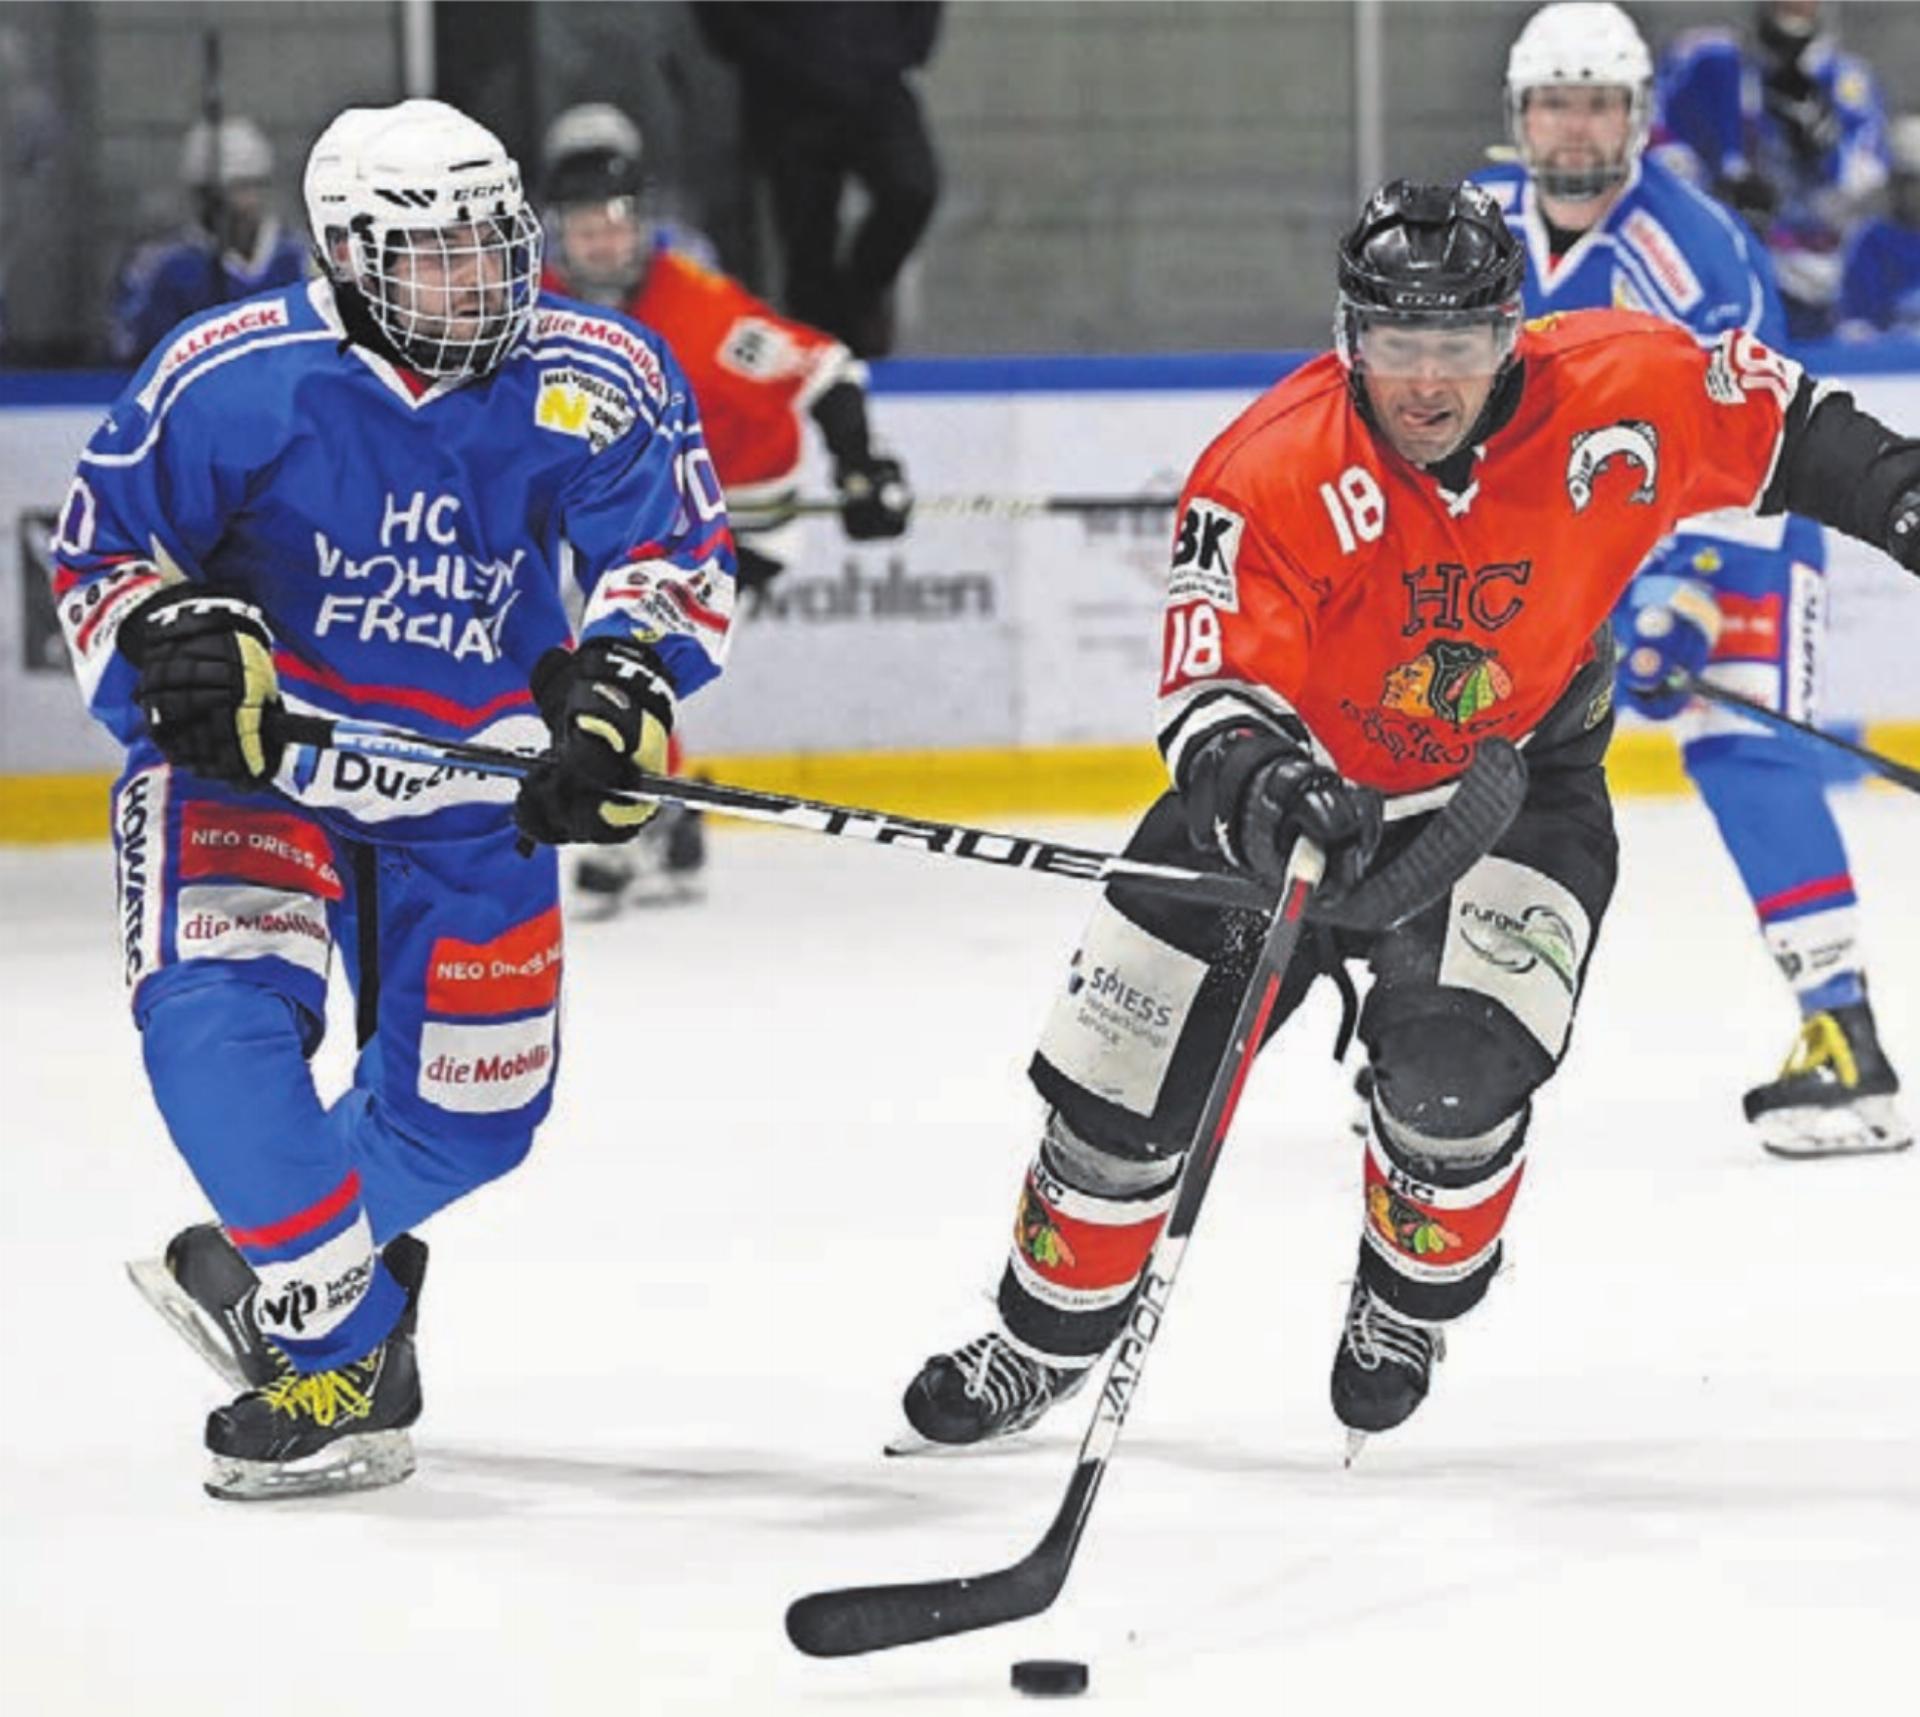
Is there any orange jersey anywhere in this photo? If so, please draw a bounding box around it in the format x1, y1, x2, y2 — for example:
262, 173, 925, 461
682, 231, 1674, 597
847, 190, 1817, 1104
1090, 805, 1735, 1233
546, 250, 857, 502
1156, 310, 1805, 801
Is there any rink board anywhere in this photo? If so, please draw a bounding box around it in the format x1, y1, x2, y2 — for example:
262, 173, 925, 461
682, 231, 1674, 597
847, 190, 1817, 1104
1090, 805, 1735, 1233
5, 343, 1920, 839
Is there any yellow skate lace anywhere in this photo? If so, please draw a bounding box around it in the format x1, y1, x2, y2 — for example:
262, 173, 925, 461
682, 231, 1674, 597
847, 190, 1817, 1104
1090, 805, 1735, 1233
258, 1357, 378, 1428
1779, 1012, 1858, 1090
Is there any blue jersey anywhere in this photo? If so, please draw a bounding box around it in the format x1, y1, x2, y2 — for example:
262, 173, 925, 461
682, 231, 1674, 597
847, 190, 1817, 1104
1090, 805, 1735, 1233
106, 220, 311, 366
56, 277, 736, 844
1651, 27, 1889, 332
1840, 217, 1920, 335
1475, 154, 1786, 344
1475, 155, 1806, 559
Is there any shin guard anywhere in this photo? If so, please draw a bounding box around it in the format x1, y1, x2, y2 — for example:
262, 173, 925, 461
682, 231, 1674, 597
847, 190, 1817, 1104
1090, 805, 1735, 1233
1358, 1100, 1531, 1323
997, 1113, 1181, 1366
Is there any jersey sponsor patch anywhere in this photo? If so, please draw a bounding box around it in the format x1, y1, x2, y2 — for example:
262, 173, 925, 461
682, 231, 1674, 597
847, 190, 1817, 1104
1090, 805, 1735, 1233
418, 1012, 557, 1113
1703, 328, 1801, 411
136, 302, 291, 411
534, 366, 638, 453
115, 765, 169, 987
175, 882, 331, 978
426, 906, 563, 1018
1621, 210, 1703, 312
179, 805, 344, 900
60, 563, 165, 688
1036, 905, 1208, 1116
1710, 590, 1784, 662
1438, 855, 1590, 1057
1565, 421, 1659, 512
1169, 498, 1244, 612
530, 307, 668, 404
718, 316, 804, 380
250, 1211, 377, 1343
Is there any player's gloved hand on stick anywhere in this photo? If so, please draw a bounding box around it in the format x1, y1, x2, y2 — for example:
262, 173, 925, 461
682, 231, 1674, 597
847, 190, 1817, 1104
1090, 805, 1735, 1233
514, 637, 674, 847
835, 449, 913, 540
119, 587, 284, 786
1235, 753, 1384, 899
1187, 728, 1383, 901
1621, 581, 1720, 720
1887, 483, 1920, 573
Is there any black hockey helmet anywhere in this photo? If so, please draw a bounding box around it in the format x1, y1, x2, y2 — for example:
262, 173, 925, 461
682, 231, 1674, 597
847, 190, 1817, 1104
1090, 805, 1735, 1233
540, 104, 648, 209
1336, 180, 1525, 387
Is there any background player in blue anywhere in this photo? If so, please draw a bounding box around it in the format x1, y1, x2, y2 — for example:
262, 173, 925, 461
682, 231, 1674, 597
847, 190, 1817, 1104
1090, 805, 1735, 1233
1839, 115, 1920, 338
106, 116, 309, 366
52, 99, 737, 1499
1479, 3, 1907, 1159
1650, 2, 1890, 340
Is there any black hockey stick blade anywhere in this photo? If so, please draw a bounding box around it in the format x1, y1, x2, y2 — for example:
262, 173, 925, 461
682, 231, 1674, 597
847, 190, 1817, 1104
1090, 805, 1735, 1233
1309, 735, 1528, 932
786, 1462, 1098, 1658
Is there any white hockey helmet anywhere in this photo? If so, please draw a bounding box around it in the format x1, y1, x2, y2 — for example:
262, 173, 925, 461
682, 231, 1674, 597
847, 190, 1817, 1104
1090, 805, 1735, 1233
1506, 3, 1654, 200
303, 98, 542, 380
180, 116, 274, 188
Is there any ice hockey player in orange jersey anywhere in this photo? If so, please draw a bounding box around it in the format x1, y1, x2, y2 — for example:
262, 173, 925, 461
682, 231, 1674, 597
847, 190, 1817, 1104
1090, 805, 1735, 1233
893, 180, 1920, 1457
539, 105, 913, 914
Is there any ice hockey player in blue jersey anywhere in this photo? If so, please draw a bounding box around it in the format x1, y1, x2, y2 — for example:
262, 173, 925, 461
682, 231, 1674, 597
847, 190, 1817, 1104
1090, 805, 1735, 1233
1478, 2, 1908, 1159
1650, 3, 1890, 339
1839, 115, 1920, 337
105, 116, 309, 366
54, 99, 736, 1498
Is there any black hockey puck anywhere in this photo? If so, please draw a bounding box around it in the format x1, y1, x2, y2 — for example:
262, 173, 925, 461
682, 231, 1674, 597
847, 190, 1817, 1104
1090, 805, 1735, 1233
1011, 1659, 1089, 1697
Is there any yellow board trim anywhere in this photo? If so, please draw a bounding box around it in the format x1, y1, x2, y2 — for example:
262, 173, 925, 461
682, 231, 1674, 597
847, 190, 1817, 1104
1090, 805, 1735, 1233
8, 723, 1920, 843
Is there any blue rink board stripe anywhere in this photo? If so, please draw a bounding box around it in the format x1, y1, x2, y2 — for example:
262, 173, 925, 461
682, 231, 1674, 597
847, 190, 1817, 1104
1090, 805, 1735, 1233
8, 335, 1919, 407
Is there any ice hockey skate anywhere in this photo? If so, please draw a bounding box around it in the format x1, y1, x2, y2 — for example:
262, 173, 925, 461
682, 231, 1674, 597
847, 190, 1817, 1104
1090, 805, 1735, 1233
1331, 1278, 1446, 1463
570, 803, 707, 918
201, 1232, 428, 1502
888, 1331, 1090, 1455
1744, 1000, 1913, 1159
127, 1222, 283, 1392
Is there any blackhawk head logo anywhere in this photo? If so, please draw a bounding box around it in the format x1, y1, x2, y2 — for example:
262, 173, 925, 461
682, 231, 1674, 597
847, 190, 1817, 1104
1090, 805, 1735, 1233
1566, 420, 1659, 512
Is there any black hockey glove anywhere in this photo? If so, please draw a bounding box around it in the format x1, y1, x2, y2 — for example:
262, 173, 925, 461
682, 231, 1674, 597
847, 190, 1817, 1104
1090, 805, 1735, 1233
513, 638, 675, 847
1715, 168, 1781, 231
1185, 728, 1383, 900
1887, 483, 1920, 573
118, 587, 284, 787
811, 377, 912, 540
834, 449, 913, 540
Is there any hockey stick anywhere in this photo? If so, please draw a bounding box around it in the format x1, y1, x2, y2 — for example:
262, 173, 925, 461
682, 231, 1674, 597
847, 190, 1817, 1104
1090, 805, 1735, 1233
782, 736, 1528, 1658
268, 709, 1269, 910
1679, 675, 1920, 796
788, 492, 1179, 522
271, 711, 1517, 928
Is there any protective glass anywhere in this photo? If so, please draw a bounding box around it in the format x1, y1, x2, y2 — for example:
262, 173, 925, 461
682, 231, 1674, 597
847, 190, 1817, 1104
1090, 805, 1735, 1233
1342, 302, 1520, 379
354, 204, 543, 379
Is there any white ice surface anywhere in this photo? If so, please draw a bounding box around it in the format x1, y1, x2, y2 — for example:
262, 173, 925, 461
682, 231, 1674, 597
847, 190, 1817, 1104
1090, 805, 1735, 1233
4, 792, 1919, 1715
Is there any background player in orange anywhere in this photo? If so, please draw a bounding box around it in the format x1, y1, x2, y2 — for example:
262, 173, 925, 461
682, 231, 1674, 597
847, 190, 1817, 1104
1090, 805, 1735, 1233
893, 181, 1920, 1457
539, 104, 912, 914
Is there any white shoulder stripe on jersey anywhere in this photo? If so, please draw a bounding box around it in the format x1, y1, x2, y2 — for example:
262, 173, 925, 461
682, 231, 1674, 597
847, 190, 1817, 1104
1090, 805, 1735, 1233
83, 328, 341, 469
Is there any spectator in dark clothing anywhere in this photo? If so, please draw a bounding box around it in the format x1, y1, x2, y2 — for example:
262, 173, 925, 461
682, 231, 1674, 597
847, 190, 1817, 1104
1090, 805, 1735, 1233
694, 1, 941, 356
